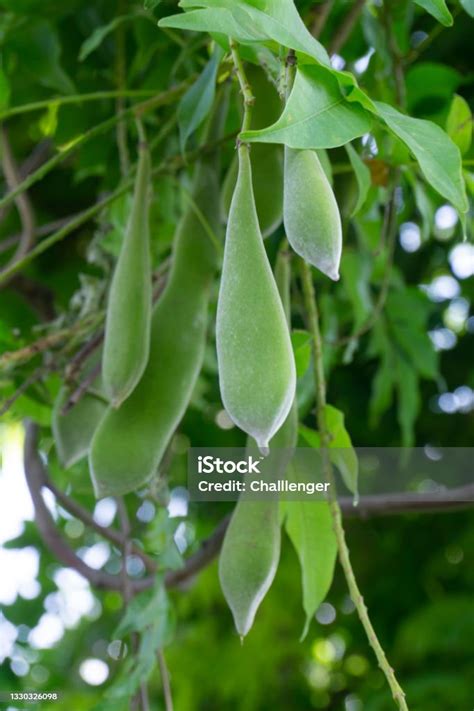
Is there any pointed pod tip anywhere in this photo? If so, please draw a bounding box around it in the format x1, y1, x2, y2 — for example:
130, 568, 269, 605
257, 441, 270, 456
328, 269, 340, 282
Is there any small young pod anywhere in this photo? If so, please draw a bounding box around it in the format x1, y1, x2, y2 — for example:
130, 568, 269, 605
216, 146, 296, 452
283, 148, 342, 281
102, 141, 152, 407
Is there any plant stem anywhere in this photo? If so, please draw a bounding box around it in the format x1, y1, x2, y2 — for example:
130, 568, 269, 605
157, 649, 174, 711
0, 90, 158, 121
0, 81, 191, 214
0, 130, 235, 286
299, 259, 409, 711
229, 39, 254, 134
115, 0, 130, 177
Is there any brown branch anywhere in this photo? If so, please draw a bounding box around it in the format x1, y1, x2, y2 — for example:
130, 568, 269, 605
44, 479, 157, 573
310, 0, 334, 39
1, 215, 78, 256
342, 484, 474, 517
61, 362, 102, 415
0, 126, 36, 284
1, 332, 67, 367
328, 0, 366, 56
23, 421, 136, 590
0, 363, 56, 416
65, 331, 104, 384
24, 423, 474, 602
164, 515, 231, 588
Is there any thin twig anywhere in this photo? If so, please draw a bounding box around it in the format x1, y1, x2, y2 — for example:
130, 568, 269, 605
0, 126, 36, 282
23, 421, 137, 590
115, 0, 130, 177
0, 363, 56, 416
0, 130, 237, 287
405, 6, 461, 65
326, 176, 398, 347
61, 362, 102, 415
65, 330, 104, 384
0, 81, 191, 217
45, 479, 157, 571
117, 498, 151, 711
328, 0, 366, 56
0, 90, 159, 121
310, 0, 334, 39
382, 3, 406, 108
229, 39, 254, 134
157, 650, 173, 711
300, 259, 409, 711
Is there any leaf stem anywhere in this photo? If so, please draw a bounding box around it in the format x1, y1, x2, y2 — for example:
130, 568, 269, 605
300, 259, 409, 711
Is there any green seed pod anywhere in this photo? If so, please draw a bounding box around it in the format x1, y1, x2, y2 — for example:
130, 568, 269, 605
216, 146, 296, 453
89, 103, 227, 498
52, 385, 107, 469
219, 250, 297, 638
219, 498, 280, 638
283, 148, 342, 281
102, 141, 152, 407
221, 67, 283, 237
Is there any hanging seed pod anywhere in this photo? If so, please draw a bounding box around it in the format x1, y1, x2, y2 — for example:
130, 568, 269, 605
283, 147, 342, 281
219, 247, 297, 637
216, 146, 296, 452
89, 100, 227, 498
102, 139, 152, 407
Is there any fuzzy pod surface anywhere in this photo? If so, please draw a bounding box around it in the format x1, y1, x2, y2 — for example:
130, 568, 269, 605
90, 155, 222, 497
283, 148, 342, 281
102, 142, 152, 406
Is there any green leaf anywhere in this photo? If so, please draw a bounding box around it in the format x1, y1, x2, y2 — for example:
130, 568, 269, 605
299, 405, 358, 497
11, 20, 75, 94
159, 7, 261, 42
396, 356, 420, 447
79, 15, 135, 61
324, 405, 358, 496
413, 0, 453, 25
345, 143, 371, 216
369, 348, 396, 427
291, 330, 312, 378
242, 66, 372, 149
460, 0, 474, 16
281, 496, 337, 639
412, 178, 435, 240
115, 584, 170, 637
177, 0, 330, 65
446, 94, 472, 156
340, 250, 372, 332
178, 46, 223, 153
375, 101, 468, 214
